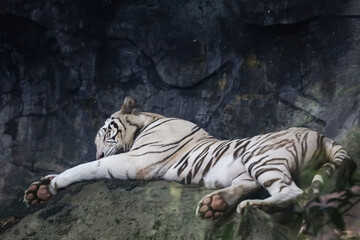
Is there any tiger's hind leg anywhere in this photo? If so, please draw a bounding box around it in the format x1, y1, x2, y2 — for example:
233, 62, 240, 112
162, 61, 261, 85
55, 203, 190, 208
237, 182, 303, 213
237, 172, 303, 214
196, 174, 260, 220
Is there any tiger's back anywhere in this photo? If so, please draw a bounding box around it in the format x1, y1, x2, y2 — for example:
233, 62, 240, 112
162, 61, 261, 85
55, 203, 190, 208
124, 113, 351, 219
127, 114, 349, 198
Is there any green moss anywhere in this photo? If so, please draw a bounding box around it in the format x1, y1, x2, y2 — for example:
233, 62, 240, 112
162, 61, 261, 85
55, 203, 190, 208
335, 85, 359, 98
38, 205, 65, 220
168, 184, 182, 212
221, 223, 235, 240
243, 54, 260, 69
152, 220, 161, 231
218, 73, 227, 92
134, 229, 140, 238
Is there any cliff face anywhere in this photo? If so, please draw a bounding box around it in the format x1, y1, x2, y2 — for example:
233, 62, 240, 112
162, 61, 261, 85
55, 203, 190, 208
1, 0, 360, 238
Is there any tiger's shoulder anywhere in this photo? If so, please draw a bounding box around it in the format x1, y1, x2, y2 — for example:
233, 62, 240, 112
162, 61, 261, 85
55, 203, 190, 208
133, 116, 213, 146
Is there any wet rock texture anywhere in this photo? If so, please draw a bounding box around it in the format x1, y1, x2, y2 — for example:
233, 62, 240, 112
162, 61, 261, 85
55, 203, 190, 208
1, 0, 360, 238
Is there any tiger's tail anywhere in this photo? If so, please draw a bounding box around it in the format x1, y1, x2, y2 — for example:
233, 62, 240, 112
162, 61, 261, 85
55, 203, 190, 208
309, 137, 355, 195
299, 137, 357, 236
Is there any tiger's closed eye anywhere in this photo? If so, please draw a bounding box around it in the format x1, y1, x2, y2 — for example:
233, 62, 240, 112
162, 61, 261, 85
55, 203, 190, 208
106, 131, 111, 138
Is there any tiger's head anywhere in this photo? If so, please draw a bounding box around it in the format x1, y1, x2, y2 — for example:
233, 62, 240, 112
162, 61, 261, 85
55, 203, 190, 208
95, 96, 139, 160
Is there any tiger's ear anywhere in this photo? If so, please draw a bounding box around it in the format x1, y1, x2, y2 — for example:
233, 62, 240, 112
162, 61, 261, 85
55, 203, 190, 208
120, 96, 136, 114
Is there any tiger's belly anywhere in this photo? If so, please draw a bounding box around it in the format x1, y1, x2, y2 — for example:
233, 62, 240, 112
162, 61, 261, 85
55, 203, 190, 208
163, 150, 247, 189
202, 159, 247, 189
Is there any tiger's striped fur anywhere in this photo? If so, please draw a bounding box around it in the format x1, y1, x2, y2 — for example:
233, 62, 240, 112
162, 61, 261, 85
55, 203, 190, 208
24, 96, 352, 219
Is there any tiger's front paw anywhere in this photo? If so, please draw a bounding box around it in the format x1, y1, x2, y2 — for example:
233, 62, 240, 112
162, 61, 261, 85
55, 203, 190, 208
196, 194, 228, 220
24, 175, 57, 206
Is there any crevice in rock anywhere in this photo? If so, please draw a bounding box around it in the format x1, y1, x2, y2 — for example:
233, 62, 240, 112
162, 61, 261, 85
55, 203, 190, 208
105, 36, 170, 90
169, 61, 230, 90
0, 10, 47, 30
245, 14, 360, 29
278, 97, 326, 127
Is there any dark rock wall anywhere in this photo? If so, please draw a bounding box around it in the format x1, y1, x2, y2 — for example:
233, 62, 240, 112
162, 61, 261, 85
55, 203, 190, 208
1, 0, 360, 217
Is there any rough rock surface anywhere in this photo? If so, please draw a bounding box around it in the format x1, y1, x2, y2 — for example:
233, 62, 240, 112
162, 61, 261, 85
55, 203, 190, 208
0, 180, 295, 240
1, 0, 360, 238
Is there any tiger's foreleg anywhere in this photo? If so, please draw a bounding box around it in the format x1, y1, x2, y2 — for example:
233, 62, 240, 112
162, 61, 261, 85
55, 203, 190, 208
196, 174, 260, 220
24, 154, 154, 205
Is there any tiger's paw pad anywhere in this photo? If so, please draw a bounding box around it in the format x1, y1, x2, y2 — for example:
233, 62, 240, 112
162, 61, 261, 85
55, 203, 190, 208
24, 176, 55, 206
196, 194, 228, 220
237, 200, 270, 214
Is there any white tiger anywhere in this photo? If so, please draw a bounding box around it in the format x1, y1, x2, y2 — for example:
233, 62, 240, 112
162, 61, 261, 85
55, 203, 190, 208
24, 96, 352, 220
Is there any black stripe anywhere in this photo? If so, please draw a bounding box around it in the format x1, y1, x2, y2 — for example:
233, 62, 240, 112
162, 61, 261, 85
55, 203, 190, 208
278, 184, 288, 193
137, 123, 201, 151
233, 140, 251, 159
140, 113, 161, 118
174, 151, 191, 169
131, 141, 160, 151
191, 145, 212, 168
186, 170, 192, 184
214, 141, 231, 158
116, 118, 127, 131
160, 126, 201, 148
191, 141, 214, 154
263, 158, 291, 171
248, 155, 269, 173
234, 138, 246, 148
110, 122, 119, 130
193, 145, 211, 162
213, 141, 229, 154
108, 169, 115, 179
256, 139, 290, 155
130, 143, 180, 157
285, 142, 298, 166
294, 130, 302, 142
154, 138, 194, 174
233, 171, 247, 179
251, 131, 289, 149
255, 132, 272, 142
193, 155, 207, 176
309, 135, 325, 166
126, 118, 140, 128
178, 159, 188, 176
212, 144, 230, 166
254, 167, 286, 180
133, 127, 143, 142
255, 162, 291, 175
263, 178, 281, 188
125, 118, 142, 140
243, 152, 254, 164
300, 132, 309, 168
143, 119, 176, 132
133, 119, 166, 144
331, 147, 343, 159
135, 131, 156, 142
202, 158, 213, 178
191, 125, 199, 131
